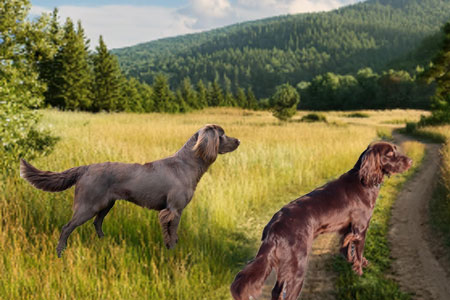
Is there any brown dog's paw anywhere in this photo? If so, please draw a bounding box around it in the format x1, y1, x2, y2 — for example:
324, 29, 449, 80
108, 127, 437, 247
362, 257, 369, 268
352, 263, 363, 276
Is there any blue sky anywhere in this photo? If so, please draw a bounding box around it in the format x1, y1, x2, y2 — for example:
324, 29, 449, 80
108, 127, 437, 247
30, 0, 365, 49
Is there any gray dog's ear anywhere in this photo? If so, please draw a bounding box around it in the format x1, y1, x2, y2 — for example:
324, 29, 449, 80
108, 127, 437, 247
193, 125, 219, 163
359, 148, 383, 187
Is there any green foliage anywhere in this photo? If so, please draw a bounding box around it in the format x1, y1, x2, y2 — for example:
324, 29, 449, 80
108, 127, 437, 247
346, 112, 370, 118
47, 19, 93, 110
270, 84, 300, 121
421, 22, 450, 125
113, 0, 450, 100
0, 0, 56, 176
301, 113, 327, 123
91, 35, 124, 112
300, 68, 431, 110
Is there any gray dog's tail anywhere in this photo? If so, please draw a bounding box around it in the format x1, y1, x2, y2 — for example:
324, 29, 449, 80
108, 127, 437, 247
20, 159, 88, 192
230, 240, 276, 300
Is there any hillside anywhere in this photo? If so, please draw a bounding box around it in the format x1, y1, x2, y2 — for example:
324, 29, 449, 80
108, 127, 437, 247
113, 0, 450, 98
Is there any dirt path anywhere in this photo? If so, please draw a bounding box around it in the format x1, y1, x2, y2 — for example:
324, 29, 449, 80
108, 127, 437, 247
389, 133, 450, 300
260, 233, 339, 300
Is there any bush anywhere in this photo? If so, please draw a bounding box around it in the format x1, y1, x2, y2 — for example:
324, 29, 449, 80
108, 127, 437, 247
270, 84, 300, 121
300, 113, 327, 123
346, 112, 370, 118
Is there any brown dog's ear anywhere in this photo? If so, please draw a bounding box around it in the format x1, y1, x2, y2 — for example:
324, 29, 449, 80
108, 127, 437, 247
193, 125, 219, 163
359, 148, 383, 187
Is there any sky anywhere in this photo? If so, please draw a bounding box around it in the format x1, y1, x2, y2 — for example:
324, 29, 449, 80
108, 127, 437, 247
30, 0, 365, 50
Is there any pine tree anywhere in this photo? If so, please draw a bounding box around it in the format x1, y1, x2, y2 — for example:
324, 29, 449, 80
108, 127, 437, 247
196, 80, 208, 108
121, 77, 144, 112
136, 81, 154, 112
247, 87, 259, 110
92, 35, 123, 112
235, 87, 247, 108
223, 74, 237, 106
37, 8, 63, 107
49, 18, 92, 110
152, 74, 175, 112
208, 79, 224, 106
423, 22, 450, 124
180, 77, 198, 109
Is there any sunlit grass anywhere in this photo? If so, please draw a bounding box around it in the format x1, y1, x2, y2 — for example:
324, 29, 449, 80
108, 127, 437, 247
0, 108, 425, 299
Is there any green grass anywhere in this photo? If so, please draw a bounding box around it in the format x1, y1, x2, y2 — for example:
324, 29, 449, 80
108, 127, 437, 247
0, 108, 426, 299
414, 126, 450, 253
333, 141, 425, 300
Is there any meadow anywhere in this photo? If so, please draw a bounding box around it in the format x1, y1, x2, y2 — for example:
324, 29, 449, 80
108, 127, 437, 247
0, 108, 426, 299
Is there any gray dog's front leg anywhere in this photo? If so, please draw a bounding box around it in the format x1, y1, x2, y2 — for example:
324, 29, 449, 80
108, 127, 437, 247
158, 208, 180, 249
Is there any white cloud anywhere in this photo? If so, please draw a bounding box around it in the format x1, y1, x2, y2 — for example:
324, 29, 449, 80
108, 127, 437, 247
30, 5, 199, 49
30, 0, 364, 49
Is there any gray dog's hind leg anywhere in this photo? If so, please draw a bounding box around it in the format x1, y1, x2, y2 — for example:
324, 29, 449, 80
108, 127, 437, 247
56, 208, 96, 257
93, 201, 116, 238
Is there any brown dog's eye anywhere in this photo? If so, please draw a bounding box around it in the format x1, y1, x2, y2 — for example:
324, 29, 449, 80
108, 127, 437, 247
386, 151, 394, 157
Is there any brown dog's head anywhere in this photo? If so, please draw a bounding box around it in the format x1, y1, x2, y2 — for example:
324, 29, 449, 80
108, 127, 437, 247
193, 124, 240, 163
358, 141, 412, 187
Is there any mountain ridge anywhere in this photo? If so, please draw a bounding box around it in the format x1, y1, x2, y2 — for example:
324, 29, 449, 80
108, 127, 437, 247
113, 0, 450, 98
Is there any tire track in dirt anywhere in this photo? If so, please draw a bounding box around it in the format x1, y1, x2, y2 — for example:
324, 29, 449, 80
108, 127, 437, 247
389, 133, 450, 300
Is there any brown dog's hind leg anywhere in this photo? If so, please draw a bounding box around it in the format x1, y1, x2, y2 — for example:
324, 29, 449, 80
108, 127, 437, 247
93, 201, 116, 238
271, 280, 284, 300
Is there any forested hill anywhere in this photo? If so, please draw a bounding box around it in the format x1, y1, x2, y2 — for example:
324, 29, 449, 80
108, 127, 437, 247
113, 0, 450, 98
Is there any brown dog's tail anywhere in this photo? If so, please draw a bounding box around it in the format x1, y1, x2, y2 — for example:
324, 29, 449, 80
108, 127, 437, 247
20, 159, 88, 192
230, 240, 276, 300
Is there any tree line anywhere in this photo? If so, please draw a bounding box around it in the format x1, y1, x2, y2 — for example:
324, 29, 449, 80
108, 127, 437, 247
34, 10, 259, 113
114, 0, 450, 100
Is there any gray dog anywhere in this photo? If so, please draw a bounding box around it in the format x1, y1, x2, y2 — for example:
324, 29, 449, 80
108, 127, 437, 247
20, 124, 240, 257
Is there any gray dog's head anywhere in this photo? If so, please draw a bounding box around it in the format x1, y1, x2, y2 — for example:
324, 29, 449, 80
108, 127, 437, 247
193, 124, 240, 163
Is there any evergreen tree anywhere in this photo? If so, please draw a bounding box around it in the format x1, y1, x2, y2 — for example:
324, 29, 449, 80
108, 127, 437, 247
270, 83, 300, 121
49, 18, 92, 110
246, 87, 259, 110
196, 80, 208, 108
223, 75, 237, 106
208, 79, 224, 106
136, 81, 154, 112
235, 87, 248, 108
180, 77, 198, 109
174, 89, 190, 113
92, 35, 123, 112
423, 22, 450, 124
152, 74, 175, 112
37, 8, 63, 107
121, 77, 143, 112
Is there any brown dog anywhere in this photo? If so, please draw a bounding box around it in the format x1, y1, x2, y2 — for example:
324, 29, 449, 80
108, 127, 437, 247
20, 124, 240, 257
230, 141, 412, 300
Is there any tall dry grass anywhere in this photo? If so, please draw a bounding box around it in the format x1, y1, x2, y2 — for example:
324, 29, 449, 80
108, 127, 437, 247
0, 108, 425, 299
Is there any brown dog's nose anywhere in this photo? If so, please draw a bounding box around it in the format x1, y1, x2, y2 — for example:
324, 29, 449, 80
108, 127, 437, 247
236, 139, 240, 145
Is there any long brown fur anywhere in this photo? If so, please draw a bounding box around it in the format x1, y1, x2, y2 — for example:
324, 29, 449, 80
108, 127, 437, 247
230, 142, 412, 300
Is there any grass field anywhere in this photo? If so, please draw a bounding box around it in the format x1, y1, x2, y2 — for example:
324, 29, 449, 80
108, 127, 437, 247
0, 108, 426, 299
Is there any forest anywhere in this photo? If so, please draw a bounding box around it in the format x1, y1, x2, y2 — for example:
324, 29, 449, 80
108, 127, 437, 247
2, 0, 448, 114
113, 0, 450, 102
